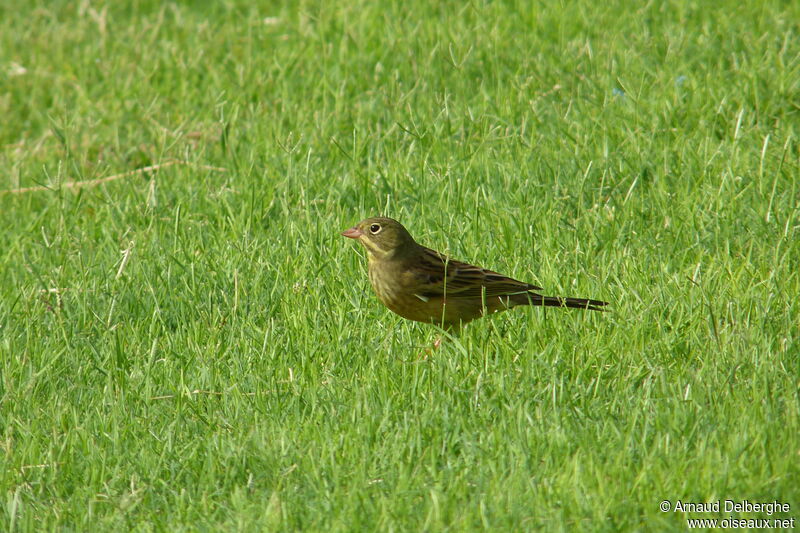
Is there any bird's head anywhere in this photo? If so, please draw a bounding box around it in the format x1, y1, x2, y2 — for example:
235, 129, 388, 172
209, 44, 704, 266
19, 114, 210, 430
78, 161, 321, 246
342, 216, 417, 260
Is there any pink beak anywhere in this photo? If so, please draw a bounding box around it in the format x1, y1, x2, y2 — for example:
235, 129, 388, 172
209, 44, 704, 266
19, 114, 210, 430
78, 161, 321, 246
341, 227, 363, 239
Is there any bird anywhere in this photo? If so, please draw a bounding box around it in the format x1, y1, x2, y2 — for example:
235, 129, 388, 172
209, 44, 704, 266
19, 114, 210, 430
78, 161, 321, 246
342, 216, 608, 331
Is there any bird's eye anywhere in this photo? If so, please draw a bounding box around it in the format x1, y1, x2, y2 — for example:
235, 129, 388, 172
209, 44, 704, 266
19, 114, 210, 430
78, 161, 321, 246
369, 224, 381, 234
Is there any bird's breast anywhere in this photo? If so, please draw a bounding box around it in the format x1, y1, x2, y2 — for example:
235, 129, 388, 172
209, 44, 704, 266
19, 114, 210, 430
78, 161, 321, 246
367, 260, 402, 305
367, 260, 444, 324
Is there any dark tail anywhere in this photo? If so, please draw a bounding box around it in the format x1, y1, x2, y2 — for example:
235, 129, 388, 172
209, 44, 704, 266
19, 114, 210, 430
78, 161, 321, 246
527, 294, 608, 312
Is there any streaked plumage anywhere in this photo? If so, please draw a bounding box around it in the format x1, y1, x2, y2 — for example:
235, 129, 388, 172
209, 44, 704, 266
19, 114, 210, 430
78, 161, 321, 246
342, 216, 608, 330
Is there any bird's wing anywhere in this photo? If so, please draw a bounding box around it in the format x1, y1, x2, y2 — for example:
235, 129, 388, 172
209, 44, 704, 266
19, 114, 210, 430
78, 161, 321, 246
411, 247, 542, 300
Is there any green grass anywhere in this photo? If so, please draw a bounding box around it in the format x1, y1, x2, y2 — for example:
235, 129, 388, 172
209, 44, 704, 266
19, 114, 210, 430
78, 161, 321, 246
1, 0, 799, 530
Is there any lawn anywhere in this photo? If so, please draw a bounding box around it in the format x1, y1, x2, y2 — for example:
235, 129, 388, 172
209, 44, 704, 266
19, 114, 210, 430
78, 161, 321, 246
1, 0, 798, 530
